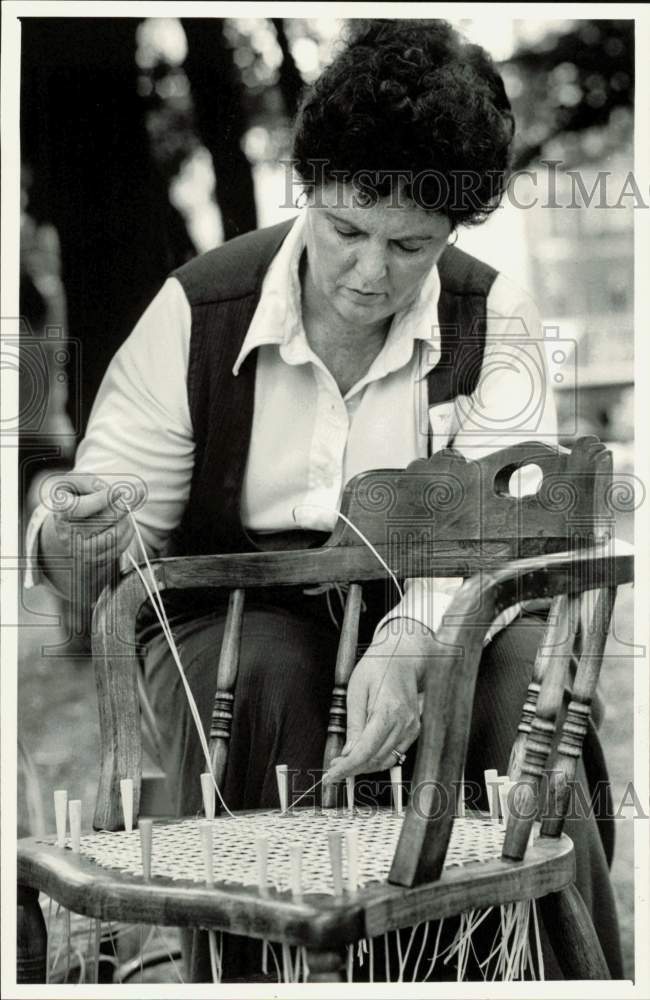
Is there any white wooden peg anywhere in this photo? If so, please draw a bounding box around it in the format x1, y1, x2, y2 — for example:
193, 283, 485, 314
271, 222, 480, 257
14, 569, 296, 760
484, 769, 500, 820
275, 764, 289, 812
328, 831, 344, 895
389, 766, 403, 816
498, 778, 515, 828
138, 818, 153, 880
345, 827, 359, 893
199, 820, 214, 886
120, 778, 133, 833
256, 836, 269, 897
201, 772, 215, 821
68, 799, 81, 853
289, 841, 303, 899
54, 789, 67, 848
345, 776, 355, 813
457, 770, 466, 818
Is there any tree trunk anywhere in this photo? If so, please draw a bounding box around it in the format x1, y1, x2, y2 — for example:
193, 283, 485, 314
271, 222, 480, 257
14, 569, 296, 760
20, 18, 188, 435
182, 18, 257, 241
272, 19, 304, 119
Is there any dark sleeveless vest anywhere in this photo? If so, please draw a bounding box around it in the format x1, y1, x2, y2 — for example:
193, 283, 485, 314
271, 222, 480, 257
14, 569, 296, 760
172, 219, 497, 556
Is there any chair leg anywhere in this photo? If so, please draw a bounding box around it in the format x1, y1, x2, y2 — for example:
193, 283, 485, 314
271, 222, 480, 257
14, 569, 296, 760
305, 947, 344, 982
539, 883, 611, 979
17, 884, 47, 984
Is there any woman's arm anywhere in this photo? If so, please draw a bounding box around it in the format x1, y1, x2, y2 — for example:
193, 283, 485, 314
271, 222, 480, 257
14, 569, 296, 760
28, 277, 194, 605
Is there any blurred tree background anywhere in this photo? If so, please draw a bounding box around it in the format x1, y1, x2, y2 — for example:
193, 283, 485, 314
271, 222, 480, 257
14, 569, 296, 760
19, 15, 634, 443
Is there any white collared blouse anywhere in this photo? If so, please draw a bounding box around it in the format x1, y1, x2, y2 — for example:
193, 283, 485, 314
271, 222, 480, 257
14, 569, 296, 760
26, 214, 558, 639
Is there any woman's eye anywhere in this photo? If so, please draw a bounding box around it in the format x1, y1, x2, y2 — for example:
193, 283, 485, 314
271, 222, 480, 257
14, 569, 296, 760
395, 242, 422, 254
334, 227, 358, 239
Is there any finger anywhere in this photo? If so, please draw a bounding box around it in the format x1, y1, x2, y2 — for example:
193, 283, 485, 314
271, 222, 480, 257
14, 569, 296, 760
74, 515, 135, 561
54, 486, 113, 523
54, 479, 147, 524
325, 712, 397, 783
53, 473, 110, 497
374, 726, 419, 773
44, 475, 109, 517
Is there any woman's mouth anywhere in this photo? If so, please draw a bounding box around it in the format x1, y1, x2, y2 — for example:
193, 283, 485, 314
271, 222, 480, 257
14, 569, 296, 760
344, 287, 385, 300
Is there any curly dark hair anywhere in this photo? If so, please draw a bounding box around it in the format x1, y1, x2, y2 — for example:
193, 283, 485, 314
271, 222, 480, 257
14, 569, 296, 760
292, 19, 515, 227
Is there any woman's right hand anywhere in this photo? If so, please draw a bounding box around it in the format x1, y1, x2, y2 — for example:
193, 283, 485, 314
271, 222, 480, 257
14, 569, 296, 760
39, 474, 146, 600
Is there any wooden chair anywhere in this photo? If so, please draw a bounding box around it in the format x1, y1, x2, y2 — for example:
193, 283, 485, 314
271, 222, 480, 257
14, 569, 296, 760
17, 437, 632, 983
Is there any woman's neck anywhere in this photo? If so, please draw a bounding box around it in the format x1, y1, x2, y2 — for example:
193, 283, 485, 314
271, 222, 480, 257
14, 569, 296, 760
301, 257, 391, 395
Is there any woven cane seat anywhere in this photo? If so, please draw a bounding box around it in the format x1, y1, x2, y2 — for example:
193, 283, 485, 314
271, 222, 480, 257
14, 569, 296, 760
19, 809, 575, 948
67, 810, 507, 892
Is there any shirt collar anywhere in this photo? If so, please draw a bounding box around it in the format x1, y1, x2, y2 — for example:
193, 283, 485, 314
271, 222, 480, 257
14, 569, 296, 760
232, 213, 442, 380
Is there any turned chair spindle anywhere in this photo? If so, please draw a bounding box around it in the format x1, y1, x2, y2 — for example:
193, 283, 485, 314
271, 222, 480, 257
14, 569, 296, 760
209, 588, 245, 786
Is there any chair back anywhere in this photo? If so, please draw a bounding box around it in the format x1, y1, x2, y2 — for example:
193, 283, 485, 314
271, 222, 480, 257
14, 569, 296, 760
91, 437, 614, 831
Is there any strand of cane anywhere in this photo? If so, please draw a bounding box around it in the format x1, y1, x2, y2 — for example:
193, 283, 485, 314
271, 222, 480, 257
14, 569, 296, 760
292, 503, 409, 767
45, 898, 53, 982
47, 904, 65, 980
384, 931, 391, 982
45, 901, 72, 982
208, 929, 222, 983
266, 941, 282, 983
46, 889, 173, 984
410, 920, 430, 982
65, 909, 72, 981
126, 499, 409, 821
479, 908, 507, 976
124, 505, 236, 820
531, 896, 544, 980
292, 504, 404, 601
421, 918, 446, 981
152, 925, 184, 983
46, 903, 76, 982
395, 927, 405, 981
396, 921, 422, 981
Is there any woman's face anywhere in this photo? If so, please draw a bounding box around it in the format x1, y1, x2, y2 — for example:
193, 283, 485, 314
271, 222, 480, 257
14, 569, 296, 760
303, 182, 452, 329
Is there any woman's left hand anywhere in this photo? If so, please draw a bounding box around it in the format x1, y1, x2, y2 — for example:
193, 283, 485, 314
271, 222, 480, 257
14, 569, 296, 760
323, 622, 431, 783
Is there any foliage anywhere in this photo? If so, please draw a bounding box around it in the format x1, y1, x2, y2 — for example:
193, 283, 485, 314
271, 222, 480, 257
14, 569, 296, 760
503, 19, 633, 169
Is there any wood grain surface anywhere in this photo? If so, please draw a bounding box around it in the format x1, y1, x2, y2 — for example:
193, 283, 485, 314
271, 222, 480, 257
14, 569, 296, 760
18, 827, 574, 947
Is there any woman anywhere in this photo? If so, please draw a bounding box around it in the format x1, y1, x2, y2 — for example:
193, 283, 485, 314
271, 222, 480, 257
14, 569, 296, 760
28, 19, 622, 981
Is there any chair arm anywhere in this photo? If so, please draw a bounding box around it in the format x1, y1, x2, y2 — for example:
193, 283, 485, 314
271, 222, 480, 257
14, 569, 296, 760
389, 548, 633, 888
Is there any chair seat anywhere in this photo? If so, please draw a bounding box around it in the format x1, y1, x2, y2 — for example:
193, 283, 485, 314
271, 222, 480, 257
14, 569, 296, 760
18, 809, 575, 949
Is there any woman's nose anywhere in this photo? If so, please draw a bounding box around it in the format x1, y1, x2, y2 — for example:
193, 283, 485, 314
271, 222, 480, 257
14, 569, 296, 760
353, 243, 389, 288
